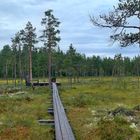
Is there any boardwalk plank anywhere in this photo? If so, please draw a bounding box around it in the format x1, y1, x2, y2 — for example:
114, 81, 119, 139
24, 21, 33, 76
52, 83, 75, 140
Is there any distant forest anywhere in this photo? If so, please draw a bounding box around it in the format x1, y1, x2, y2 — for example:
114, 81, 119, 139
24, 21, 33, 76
0, 43, 140, 80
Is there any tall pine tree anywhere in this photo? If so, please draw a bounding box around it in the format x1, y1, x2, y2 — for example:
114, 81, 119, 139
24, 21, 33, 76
40, 9, 60, 86
20, 21, 37, 83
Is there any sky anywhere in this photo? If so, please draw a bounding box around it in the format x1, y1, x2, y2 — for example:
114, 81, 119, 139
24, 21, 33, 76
0, 0, 139, 58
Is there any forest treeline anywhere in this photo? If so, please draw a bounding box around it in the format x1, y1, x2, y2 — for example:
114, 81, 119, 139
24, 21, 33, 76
0, 43, 140, 80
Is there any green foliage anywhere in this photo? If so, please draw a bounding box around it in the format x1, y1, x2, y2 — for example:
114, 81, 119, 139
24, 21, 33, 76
40, 9, 61, 48
20, 21, 37, 46
1, 43, 140, 80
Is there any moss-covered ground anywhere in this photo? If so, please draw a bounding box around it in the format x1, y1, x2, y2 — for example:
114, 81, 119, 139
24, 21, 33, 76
60, 77, 140, 140
0, 77, 140, 140
0, 86, 54, 140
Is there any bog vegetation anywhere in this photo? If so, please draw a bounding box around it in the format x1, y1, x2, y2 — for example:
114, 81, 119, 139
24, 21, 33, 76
60, 77, 140, 140
0, 77, 140, 139
0, 0, 140, 139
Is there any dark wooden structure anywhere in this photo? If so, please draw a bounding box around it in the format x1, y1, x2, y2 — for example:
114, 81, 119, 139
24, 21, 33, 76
25, 79, 61, 87
52, 83, 75, 140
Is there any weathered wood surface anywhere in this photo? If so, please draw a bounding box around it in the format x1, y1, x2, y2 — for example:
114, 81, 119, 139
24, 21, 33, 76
26, 82, 61, 86
52, 83, 75, 140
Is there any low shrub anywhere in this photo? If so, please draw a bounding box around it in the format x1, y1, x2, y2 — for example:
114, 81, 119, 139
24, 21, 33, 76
70, 93, 93, 107
95, 117, 135, 140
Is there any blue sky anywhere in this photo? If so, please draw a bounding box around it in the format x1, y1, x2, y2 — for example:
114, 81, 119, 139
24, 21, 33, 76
0, 0, 139, 57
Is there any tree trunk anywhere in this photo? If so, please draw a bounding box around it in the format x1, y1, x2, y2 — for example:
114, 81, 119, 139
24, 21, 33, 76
48, 46, 52, 87
29, 46, 32, 83
14, 62, 17, 87
5, 63, 8, 85
19, 45, 22, 89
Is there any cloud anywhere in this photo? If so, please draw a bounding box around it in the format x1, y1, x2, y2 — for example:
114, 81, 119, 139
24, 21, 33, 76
0, 0, 139, 58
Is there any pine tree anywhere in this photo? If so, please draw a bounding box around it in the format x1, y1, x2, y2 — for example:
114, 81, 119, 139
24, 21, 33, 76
40, 9, 60, 86
20, 21, 37, 83
12, 32, 23, 88
90, 0, 140, 47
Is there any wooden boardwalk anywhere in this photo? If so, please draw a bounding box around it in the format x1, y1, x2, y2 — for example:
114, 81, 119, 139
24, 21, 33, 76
52, 83, 75, 140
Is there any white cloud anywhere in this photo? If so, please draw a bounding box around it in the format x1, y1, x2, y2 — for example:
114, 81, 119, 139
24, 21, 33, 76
0, 0, 139, 57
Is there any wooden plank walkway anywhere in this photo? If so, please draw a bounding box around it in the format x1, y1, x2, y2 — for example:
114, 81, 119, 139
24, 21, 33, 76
52, 83, 75, 140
